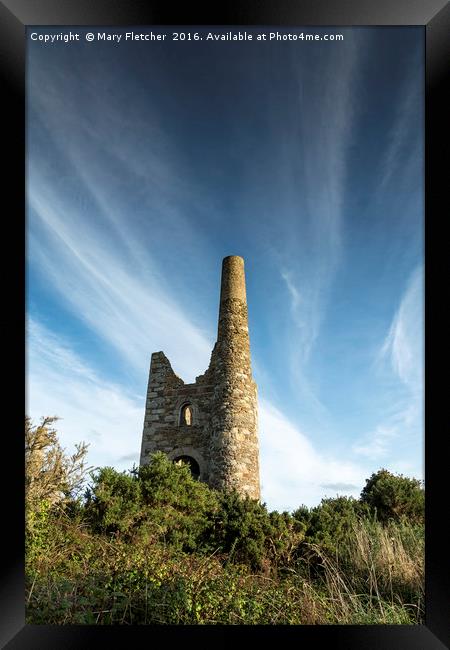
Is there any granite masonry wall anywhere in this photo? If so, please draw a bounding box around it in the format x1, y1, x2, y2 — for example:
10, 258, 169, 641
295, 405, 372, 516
139, 256, 260, 500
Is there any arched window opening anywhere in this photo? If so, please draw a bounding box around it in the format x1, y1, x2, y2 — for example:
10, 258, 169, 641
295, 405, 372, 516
173, 455, 200, 480
181, 404, 193, 426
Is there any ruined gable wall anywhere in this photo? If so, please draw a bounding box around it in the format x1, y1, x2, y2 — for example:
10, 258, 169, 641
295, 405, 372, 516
139, 352, 214, 482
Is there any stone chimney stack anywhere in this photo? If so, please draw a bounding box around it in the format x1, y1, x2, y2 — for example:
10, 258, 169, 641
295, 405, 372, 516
217, 255, 248, 341
208, 256, 260, 499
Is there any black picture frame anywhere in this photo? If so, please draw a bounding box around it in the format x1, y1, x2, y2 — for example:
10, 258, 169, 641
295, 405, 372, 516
2, 1, 448, 648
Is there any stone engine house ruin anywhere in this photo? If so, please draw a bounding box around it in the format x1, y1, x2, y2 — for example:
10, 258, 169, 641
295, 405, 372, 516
139, 255, 260, 500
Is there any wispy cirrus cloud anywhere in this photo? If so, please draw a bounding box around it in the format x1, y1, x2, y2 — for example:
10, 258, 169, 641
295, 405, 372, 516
378, 55, 423, 192
274, 34, 368, 364
353, 424, 398, 459
27, 51, 226, 274
379, 265, 423, 393
27, 54, 231, 385
28, 179, 213, 384
267, 36, 370, 427
352, 266, 423, 475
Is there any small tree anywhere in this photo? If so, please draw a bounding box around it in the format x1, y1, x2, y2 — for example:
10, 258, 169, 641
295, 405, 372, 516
360, 468, 424, 524
25, 416, 90, 519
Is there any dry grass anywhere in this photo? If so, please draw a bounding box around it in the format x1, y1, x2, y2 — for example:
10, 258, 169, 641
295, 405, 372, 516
304, 518, 425, 624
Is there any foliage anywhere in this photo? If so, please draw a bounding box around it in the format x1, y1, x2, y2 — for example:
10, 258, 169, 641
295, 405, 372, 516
25, 416, 91, 534
360, 468, 424, 523
209, 491, 302, 571
137, 453, 220, 551
291, 504, 311, 531
84, 466, 143, 535
26, 418, 425, 626
26, 514, 424, 625
85, 452, 219, 551
298, 495, 371, 560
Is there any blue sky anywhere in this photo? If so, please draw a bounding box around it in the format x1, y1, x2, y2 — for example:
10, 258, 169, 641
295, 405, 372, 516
26, 26, 424, 511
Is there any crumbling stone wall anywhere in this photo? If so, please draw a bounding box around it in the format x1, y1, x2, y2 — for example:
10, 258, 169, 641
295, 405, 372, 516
140, 256, 260, 500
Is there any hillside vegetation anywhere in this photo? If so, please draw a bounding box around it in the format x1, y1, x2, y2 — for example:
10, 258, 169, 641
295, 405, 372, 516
26, 417, 424, 625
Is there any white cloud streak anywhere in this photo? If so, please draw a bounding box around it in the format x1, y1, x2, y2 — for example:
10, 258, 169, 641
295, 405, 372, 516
27, 319, 143, 471
259, 398, 367, 510
353, 424, 397, 459
352, 266, 423, 477
28, 179, 213, 383
267, 35, 370, 428
378, 59, 423, 192
27, 55, 220, 383
379, 265, 423, 394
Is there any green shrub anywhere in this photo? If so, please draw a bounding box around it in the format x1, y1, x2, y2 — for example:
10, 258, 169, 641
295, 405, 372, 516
360, 469, 424, 524
291, 504, 311, 531
300, 496, 369, 560
209, 491, 300, 571
210, 491, 270, 568
85, 453, 219, 551
137, 452, 220, 552
85, 466, 143, 535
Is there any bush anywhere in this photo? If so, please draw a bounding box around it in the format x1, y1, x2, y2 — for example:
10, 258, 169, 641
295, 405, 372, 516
85, 453, 219, 551
137, 453, 220, 552
299, 496, 370, 560
291, 504, 311, 532
209, 492, 301, 571
209, 491, 271, 569
360, 469, 424, 524
85, 466, 143, 535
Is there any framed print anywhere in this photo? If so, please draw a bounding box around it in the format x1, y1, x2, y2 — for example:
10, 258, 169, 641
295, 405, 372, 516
2, 1, 449, 648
